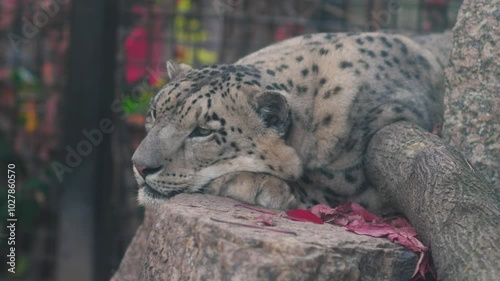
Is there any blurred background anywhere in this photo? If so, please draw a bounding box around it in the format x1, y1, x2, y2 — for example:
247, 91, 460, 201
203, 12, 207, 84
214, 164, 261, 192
0, 0, 461, 280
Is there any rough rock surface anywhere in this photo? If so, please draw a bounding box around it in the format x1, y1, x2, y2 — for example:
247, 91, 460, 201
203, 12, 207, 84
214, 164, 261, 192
444, 0, 500, 188
111, 194, 418, 281
110, 209, 154, 281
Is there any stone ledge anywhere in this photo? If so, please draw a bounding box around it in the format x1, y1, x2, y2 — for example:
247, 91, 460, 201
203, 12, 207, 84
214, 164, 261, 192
112, 194, 418, 281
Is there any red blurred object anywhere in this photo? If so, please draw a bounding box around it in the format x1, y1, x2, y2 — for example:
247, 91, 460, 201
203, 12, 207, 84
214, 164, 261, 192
124, 5, 165, 85
308, 202, 433, 280
274, 24, 304, 41
285, 209, 324, 224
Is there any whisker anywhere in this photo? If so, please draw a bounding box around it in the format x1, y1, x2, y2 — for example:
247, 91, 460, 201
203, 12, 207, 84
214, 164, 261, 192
127, 163, 223, 180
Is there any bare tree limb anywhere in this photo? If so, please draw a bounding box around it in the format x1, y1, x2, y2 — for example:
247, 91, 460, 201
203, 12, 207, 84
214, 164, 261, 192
366, 121, 500, 281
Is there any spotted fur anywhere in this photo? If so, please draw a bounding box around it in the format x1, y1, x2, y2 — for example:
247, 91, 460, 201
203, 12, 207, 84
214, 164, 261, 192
132, 32, 451, 213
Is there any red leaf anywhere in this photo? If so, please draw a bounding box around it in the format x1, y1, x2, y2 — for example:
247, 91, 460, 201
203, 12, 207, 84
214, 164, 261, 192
254, 215, 275, 226
411, 252, 436, 281
285, 209, 324, 224
326, 215, 350, 226
310, 204, 337, 218
390, 217, 413, 228
288, 202, 433, 279
324, 202, 432, 279
347, 224, 395, 237
349, 202, 380, 221
431, 121, 442, 137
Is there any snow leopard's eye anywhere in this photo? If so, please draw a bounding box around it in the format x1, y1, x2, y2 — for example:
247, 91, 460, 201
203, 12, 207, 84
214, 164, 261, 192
189, 127, 214, 138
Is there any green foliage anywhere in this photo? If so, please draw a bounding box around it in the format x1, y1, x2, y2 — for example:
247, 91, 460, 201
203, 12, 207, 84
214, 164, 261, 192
121, 77, 167, 116
11, 67, 41, 99
13, 255, 30, 276
122, 89, 155, 116
0, 132, 10, 162
0, 179, 46, 233
0, 133, 47, 259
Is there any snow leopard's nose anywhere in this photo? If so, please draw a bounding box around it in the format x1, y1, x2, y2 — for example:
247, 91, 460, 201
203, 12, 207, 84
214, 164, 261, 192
133, 164, 163, 179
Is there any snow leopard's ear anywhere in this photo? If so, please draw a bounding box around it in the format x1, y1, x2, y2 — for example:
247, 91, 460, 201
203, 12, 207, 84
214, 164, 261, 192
252, 91, 291, 138
166, 60, 192, 80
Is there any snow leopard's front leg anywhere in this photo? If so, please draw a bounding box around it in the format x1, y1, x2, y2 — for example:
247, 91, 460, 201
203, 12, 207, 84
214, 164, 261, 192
205, 172, 303, 210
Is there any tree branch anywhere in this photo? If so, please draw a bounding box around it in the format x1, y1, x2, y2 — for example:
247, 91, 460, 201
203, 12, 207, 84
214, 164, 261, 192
366, 121, 500, 281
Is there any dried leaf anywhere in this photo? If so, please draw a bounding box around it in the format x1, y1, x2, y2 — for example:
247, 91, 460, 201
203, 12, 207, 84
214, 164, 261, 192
313, 202, 432, 280
431, 121, 442, 137
310, 203, 337, 218
349, 202, 379, 221
254, 215, 275, 226
285, 209, 324, 224
411, 252, 436, 281
348, 224, 395, 237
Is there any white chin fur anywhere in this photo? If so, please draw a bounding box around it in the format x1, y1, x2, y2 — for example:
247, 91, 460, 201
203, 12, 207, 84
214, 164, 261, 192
137, 188, 163, 209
